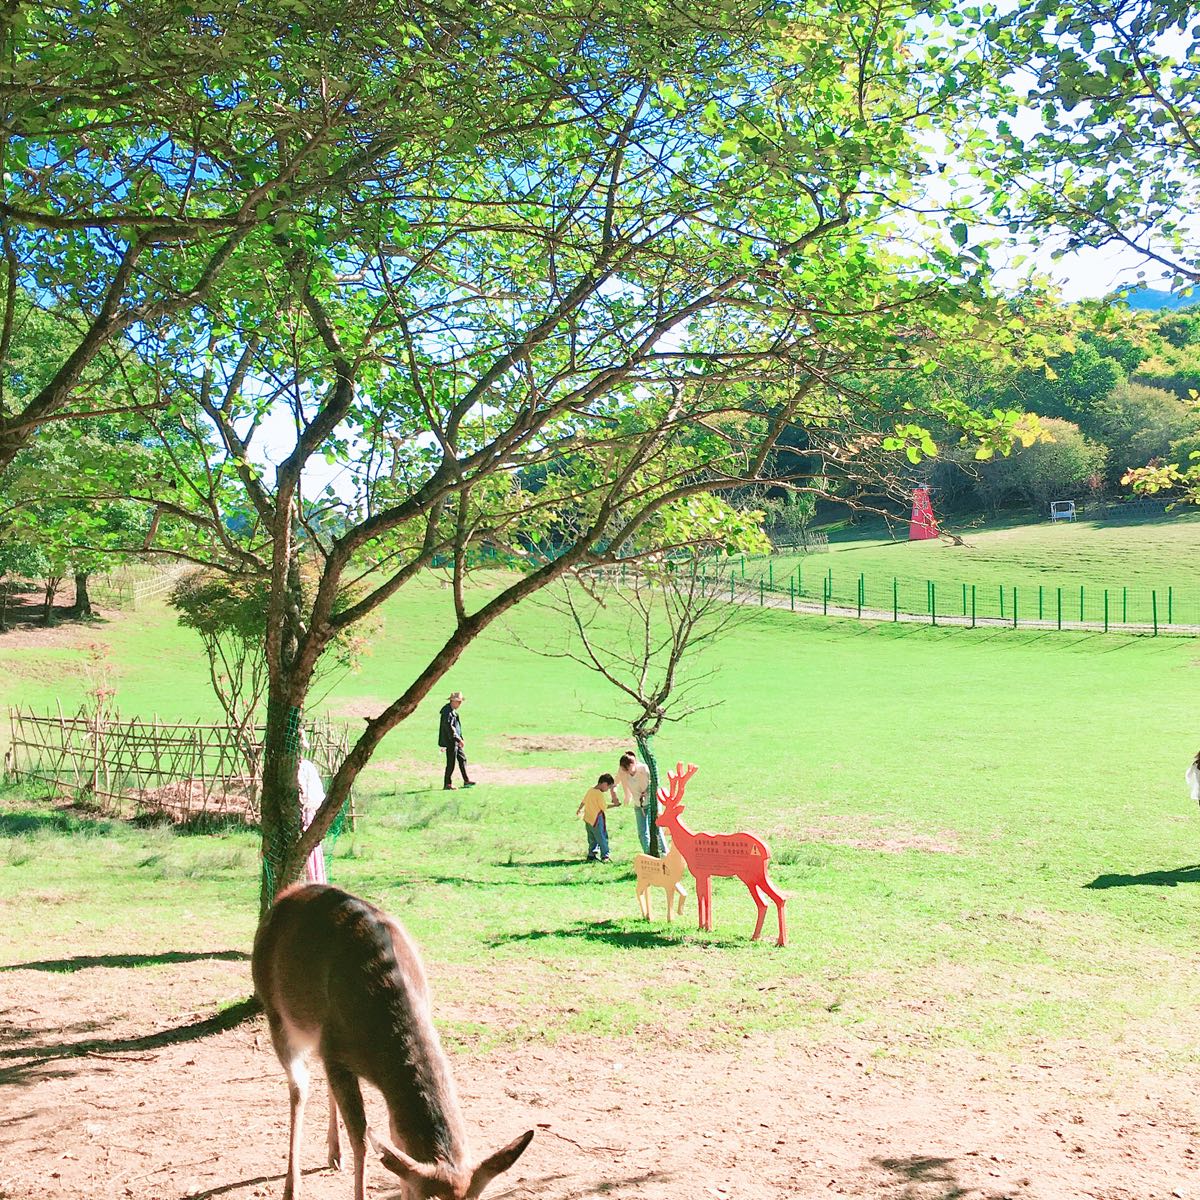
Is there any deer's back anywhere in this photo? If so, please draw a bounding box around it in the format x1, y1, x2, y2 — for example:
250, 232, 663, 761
252, 883, 433, 1080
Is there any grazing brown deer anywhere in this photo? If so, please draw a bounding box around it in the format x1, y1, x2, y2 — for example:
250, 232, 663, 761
252, 884, 533, 1200
655, 762, 787, 946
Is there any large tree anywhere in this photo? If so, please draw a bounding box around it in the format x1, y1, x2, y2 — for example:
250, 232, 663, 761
0, 0, 600, 470
40, 1, 1033, 910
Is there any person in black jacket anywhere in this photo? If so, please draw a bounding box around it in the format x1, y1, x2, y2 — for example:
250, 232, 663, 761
438, 691, 475, 790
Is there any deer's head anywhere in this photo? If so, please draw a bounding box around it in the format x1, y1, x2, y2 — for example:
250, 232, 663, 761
655, 762, 697, 828
370, 1128, 534, 1199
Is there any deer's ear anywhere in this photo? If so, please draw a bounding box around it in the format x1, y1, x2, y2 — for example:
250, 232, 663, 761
468, 1130, 534, 1196
368, 1129, 431, 1187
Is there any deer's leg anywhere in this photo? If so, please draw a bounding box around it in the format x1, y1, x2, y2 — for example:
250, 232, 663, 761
326, 1076, 342, 1171
674, 881, 687, 915
263, 1012, 310, 1200
757, 876, 787, 947
747, 880, 768, 941
637, 881, 650, 920
695, 876, 710, 930
325, 1061, 368, 1200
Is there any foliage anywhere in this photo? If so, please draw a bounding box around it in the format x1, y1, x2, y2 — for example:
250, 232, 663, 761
986, 0, 1200, 287
3, 0, 605, 469
168, 572, 271, 768
1091, 381, 1199, 476
168, 569, 374, 778
969, 418, 1107, 510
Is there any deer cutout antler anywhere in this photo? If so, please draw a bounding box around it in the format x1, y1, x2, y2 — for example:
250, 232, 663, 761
657, 762, 698, 811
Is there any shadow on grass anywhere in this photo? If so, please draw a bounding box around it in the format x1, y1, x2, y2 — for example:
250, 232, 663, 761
874, 1154, 979, 1200
1085, 863, 1200, 889
0, 996, 261, 1087
489, 918, 683, 950
0, 809, 119, 837
498, 858, 592, 869
1, 949, 249, 973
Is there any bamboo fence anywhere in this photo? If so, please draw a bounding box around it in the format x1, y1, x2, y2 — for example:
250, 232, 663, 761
88, 563, 190, 610
4, 706, 356, 826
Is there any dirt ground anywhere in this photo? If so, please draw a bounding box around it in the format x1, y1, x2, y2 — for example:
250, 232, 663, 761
2, 952, 1198, 1200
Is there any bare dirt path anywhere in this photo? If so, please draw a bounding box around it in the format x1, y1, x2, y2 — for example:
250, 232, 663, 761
2, 954, 1197, 1200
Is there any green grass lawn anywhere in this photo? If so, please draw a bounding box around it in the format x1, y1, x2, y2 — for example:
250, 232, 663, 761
754, 508, 1200, 625
3, 546, 1199, 1073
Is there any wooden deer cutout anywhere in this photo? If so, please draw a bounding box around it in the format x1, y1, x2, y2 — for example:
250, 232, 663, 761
632, 843, 688, 922
655, 763, 787, 947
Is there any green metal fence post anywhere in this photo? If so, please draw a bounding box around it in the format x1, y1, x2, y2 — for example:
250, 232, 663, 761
768, 561, 774, 589
1038, 585, 1044, 621
797, 564, 803, 596
1168, 585, 1173, 626
1013, 587, 1018, 629
823, 576, 829, 616
961, 582, 967, 615
790, 578, 795, 611
857, 573, 863, 619
1104, 589, 1109, 633
1057, 587, 1062, 631
1122, 586, 1127, 624
930, 582, 937, 626
971, 584, 976, 628
893, 577, 899, 622
1152, 590, 1158, 635
1079, 584, 1085, 623
759, 579, 764, 606
999, 585, 1005, 621
740, 555, 745, 579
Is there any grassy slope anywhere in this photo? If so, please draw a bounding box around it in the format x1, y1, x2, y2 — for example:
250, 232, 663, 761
2, 528, 1199, 1070
760, 509, 1200, 624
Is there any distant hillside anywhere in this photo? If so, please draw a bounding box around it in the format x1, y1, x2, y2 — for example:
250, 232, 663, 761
1120, 286, 1199, 311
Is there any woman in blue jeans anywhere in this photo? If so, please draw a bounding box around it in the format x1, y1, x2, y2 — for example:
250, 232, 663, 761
617, 751, 665, 854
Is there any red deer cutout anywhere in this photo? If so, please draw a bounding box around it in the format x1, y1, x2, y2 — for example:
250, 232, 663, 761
655, 763, 787, 947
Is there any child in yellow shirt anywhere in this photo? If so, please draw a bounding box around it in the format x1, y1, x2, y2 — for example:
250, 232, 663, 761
575, 773, 616, 862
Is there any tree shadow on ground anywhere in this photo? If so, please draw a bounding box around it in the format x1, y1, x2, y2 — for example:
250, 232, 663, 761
424, 871, 601, 890
874, 1154, 994, 1200
1, 949, 249, 973
495, 1170, 668, 1199
0, 587, 109, 633
0, 996, 261, 1087
0, 809, 119, 837
1085, 864, 1200, 889
498, 858, 589, 869
489, 918, 683, 950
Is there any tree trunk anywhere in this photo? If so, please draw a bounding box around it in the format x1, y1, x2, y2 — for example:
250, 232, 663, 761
634, 731, 661, 858
42, 575, 61, 625
71, 572, 93, 618
257, 685, 306, 915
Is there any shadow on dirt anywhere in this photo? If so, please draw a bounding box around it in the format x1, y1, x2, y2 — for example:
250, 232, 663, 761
875, 1154, 1001, 1200
1, 949, 250, 973
0, 996, 261, 1087
1085, 864, 1200, 889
